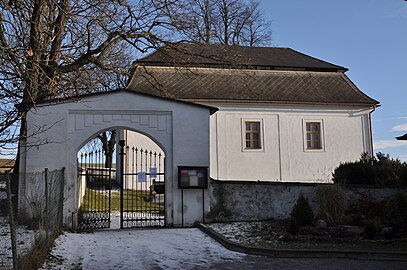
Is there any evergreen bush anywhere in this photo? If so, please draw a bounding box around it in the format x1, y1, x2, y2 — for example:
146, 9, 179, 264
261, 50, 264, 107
332, 152, 407, 186
290, 193, 314, 229
384, 193, 407, 232
332, 162, 376, 185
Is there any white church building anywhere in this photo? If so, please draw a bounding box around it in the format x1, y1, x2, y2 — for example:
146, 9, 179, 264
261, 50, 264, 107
18, 43, 379, 228
127, 44, 379, 183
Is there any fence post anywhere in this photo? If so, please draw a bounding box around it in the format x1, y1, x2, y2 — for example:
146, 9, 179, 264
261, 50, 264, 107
119, 140, 125, 229
44, 168, 49, 240
6, 172, 18, 270
58, 167, 65, 228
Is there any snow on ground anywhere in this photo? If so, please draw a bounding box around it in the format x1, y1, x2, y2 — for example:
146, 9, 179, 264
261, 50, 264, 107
0, 215, 37, 269
42, 228, 245, 270
208, 222, 263, 243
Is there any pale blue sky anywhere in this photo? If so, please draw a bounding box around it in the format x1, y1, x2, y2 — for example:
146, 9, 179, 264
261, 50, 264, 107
260, 0, 407, 161
1, 1, 406, 162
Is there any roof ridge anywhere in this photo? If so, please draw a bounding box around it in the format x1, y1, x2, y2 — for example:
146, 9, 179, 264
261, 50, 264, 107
136, 44, 347, 72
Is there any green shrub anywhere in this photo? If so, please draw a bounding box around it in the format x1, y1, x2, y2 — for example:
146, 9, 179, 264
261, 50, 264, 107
290, 193, 314, 229
332, 161, 376, 185
332, 152, 407, 186
316, 184, 346, 225
384, 193, 407, 232
400, 166, 407, 187
356, 194, 387, 220
288, 218, 299, 235
375, 152, 403, 186
364, 219, 378, 239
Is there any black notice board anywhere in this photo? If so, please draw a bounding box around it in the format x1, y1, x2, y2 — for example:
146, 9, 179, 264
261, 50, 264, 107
178, 166, 208, 189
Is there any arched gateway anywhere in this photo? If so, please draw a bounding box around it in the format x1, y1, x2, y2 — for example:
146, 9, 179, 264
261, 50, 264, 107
19, 89, 216, 228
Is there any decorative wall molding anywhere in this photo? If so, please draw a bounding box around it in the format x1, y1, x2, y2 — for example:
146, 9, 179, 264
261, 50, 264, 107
69, 110, 172, 135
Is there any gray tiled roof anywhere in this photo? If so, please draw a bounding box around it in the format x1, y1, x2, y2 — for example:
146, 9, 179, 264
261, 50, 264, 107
137, 44, 348, 72
396, 133, 407, 140
127, 66, 379, 106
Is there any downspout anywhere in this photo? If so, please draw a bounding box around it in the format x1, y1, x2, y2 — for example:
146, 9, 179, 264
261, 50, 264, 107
215, 113, 220, 180
368, 105, 376, 158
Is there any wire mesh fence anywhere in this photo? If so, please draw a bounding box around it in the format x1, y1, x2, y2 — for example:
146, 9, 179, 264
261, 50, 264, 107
0, 168, 64, 269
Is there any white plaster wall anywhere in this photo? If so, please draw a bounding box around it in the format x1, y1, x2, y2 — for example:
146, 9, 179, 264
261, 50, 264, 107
172, 104, 211, 225
124, 131, 166, 191
125, 130, 165, 155
20, 91, 212, 227
207, 103, 374, 183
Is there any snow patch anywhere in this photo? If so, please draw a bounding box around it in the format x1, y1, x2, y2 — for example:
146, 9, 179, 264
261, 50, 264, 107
42, 228, 246, 269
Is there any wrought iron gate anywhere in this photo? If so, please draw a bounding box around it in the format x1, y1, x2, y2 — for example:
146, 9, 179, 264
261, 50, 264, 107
119, 140, 165, 228
77, 140, 165, 230
77, 149, 115, 230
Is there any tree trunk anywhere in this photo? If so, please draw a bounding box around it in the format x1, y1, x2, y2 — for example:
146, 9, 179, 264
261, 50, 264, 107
97, 130, 117, 168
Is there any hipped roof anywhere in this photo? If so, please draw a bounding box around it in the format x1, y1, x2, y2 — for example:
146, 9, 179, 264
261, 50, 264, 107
128, 66, 379, 106
128, 44, 379, 106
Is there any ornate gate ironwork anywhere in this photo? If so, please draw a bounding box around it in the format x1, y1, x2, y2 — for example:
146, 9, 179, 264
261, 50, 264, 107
119, 140, 165, 228
77, 149, 115, 230
76, 138, 165, 230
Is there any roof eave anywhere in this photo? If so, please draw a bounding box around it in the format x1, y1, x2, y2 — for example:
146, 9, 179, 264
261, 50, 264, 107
396, 133, 407, 141
182, 98, 380, 108
33, 89, 219, 115
135, 62, 348, 73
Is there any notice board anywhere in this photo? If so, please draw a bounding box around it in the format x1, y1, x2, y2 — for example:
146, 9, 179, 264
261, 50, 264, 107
178, 166, 208, 189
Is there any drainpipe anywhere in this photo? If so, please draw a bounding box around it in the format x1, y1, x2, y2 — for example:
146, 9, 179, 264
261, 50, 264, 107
368, 105, 376, 159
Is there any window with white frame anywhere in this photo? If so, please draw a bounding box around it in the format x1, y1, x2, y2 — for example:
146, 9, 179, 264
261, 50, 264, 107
244, 121, 261, 149
304, 120, 324, 151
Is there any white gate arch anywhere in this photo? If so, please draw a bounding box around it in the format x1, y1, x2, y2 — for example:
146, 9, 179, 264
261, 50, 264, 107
19, 89, 216, 227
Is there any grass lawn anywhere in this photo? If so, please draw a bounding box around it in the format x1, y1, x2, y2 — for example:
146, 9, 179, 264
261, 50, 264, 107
80, 188, 164, 212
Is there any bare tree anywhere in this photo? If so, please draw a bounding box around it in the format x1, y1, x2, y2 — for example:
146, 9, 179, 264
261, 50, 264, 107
165, 0, 271, 46
79, 130, 116, 168
0, 1, 180, 151
97, 130, 116, 168
1, 0, 189, 203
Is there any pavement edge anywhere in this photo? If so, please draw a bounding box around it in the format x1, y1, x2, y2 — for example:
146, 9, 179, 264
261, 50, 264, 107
195, 222, 407, 261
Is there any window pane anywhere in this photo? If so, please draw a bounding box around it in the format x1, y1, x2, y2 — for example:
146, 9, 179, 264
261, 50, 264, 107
313, 124, 319, 132
244, 121, 261, 149
306, 124, 310, 131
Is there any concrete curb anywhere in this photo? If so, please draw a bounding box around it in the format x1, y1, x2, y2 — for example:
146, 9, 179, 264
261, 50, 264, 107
195, 222, 407, 261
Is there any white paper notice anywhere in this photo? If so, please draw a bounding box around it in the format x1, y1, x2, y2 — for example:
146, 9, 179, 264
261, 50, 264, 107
189, 175, 198, 186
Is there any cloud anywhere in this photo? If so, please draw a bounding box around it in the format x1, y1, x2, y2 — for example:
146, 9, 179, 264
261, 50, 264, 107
374, 140, 407, 150
392, 124, 407, 132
